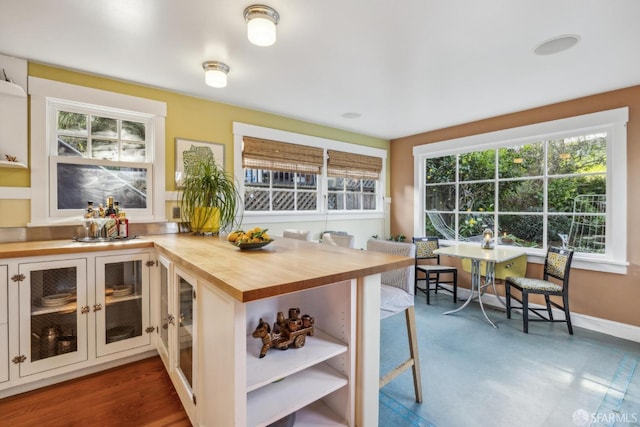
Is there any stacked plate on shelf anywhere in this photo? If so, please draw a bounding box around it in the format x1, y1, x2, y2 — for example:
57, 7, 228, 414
112, 285, 133, 297
40, 293, 73, 307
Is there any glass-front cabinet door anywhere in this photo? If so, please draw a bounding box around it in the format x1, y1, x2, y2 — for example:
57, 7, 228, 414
95, 253, 151, 357
173, 267, 197, 415
0, 265, 8, 383
17, 258, 88, 377
157, 255, 172, 368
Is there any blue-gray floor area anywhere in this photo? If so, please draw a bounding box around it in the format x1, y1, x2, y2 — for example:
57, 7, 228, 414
379, 293, 640, 427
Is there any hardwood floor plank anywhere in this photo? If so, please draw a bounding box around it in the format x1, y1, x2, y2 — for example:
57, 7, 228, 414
0, 356, 191, 427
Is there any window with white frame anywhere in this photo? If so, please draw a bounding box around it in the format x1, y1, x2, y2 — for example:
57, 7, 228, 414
234, 122, 386, 219
326, 149, 381, 211
413, 108, 628, 274
29, 77, 167, 225
242, 136, 323, 212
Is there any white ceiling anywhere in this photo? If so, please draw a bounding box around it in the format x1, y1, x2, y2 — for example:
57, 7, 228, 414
1, 0, 640, 140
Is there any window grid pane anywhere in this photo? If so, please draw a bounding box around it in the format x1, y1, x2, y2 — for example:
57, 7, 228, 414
423, 132, 607, 254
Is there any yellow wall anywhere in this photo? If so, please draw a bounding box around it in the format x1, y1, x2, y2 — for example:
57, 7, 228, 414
0, 63, 389, 226
391, 85, 640, 327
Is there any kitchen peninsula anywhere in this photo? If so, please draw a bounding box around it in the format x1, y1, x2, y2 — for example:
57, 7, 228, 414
0, 234, 413, 426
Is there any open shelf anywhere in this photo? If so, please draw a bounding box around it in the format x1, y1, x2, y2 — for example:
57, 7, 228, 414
246, 328, 347, 392
0, 159, 27, 168
105, 294, 142, 305
295, 399, 349, 426
246, 363, 348, 427
31, 301, 77, 316
0, 80, 26, 98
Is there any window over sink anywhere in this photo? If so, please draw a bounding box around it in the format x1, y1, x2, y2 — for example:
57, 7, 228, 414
29, 77, 167, 225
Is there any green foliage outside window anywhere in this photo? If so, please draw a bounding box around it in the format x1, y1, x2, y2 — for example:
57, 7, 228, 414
423, 133, 607, 253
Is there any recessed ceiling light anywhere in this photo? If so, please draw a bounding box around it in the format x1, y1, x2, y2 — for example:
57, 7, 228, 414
534, 34, 580, 55
341, 112, 361, 119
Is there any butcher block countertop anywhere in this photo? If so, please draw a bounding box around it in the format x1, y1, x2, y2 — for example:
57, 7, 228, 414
0, 234, 413, 303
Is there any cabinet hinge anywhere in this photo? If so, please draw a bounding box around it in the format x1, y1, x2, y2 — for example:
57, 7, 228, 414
11, 273, 25, 282
145, 326, 155, 334
12, 355, 26, 364
192, 394, 197, 405
192, 289, 196, 300
146, 260, 156, 267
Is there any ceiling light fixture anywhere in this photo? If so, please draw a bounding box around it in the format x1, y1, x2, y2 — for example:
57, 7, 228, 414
244, 5, 280, 47
534, 34, 580, 55
203, 61, 229, 88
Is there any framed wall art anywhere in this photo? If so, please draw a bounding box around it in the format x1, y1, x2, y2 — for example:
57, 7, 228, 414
175, 138, 225, 187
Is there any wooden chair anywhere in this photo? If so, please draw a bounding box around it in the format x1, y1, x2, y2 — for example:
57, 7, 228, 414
505, 247, 574, 334
413, 236, 457, 305
366, 239, 423, 403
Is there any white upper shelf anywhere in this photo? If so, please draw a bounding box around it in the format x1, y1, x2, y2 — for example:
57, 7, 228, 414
0, 80, 27, 98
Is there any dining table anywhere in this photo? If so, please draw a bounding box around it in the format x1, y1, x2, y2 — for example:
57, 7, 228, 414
434, 244, 527, 328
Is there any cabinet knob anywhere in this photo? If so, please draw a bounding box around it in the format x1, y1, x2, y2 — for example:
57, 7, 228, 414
12, 355, 26, 364
93, 303, 103, 312
81, 305, 90, 314
10, 274, 25, 282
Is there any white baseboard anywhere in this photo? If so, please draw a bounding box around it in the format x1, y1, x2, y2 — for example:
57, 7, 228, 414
442, 285, 640, 343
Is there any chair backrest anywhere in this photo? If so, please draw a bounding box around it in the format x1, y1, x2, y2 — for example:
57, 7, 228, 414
413, 236, 442, 269
283, 229, 310, 241
321, 232, 355, 248
366, 239, 416, 295
544, 247, 574, 284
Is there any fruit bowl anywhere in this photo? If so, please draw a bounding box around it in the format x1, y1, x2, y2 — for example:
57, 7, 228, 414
228, 227, 272, 250
233, 240, 273, 250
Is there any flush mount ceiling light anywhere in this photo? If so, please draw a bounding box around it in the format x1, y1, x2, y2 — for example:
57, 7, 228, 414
534, 34, 580, 55
244, 4, 280, 47
203, 61, 229, 88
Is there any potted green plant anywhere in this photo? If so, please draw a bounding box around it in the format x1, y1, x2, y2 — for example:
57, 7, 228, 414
179, 146, 242, 234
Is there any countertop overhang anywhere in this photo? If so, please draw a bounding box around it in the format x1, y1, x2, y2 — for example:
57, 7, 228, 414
0, 234, 413, 303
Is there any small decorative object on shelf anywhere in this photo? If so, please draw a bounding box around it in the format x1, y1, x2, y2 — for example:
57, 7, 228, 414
481, 228, 494, 249
5, 154, 17, 162
252, 307, 315, 358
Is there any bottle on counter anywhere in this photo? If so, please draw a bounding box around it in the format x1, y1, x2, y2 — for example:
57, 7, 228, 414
85, 201, 98, 238
105, 196, 117, 217
85, 201, 94, 217
104, 196, 119, 238
118, 207, 129, 238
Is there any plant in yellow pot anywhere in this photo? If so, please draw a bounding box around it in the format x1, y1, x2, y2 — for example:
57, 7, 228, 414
179, 145, 242, 234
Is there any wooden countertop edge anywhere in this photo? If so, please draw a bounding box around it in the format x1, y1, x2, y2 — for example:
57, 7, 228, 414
153, 243, 413, 303
0, 239, 154, 258
0, 236, 414, 303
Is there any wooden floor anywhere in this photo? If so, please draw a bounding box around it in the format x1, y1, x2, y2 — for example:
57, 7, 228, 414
0, 356, 191, 427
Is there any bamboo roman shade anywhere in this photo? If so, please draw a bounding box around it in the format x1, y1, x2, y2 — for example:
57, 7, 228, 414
327, 150, 383, 179
243, 137, 323, 174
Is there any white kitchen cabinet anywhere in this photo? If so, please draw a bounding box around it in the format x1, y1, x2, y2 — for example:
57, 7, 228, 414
1, 248, 156, 395
95, 253, 152, 357
15, 257, 88, 377
156, 255, 172, 369
0, 265, 8, 384
170, 266, 197, 421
